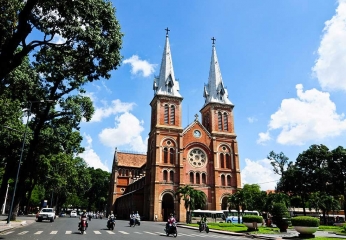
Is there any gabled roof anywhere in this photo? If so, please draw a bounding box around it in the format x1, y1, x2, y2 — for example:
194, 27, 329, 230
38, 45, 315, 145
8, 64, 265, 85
182, 116, 212, 138
114, 151, 146, 168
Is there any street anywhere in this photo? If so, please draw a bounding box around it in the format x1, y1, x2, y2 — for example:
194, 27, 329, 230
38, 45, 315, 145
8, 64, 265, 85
0, 217, 251, 240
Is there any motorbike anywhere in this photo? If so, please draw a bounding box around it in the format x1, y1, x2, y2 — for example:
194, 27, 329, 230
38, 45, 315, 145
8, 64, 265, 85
165, 222, 177, 237
78, 217, 88, 234
88, 215, 92, 221
199, 222, 209, 233
107, 217, 116, 230
135, 217, 140, 226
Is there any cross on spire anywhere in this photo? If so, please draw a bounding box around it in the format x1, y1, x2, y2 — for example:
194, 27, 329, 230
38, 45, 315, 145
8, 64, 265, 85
194, 114, 199, 121
165, 27, 170, 36
211, 37, 216, 45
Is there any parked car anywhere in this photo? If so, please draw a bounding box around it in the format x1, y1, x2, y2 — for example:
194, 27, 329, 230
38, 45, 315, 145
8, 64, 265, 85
37, 208, 56, 222
70, 210, 77, 217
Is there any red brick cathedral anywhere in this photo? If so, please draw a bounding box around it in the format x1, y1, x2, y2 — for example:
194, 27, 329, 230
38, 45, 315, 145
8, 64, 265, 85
108, 32, 241, 222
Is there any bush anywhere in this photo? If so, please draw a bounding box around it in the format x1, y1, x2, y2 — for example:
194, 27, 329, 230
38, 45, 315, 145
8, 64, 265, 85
242, 215, 263, 223
291, 216, 319, 227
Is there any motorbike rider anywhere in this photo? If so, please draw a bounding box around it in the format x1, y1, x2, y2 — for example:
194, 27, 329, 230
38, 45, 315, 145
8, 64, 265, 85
135, 211, 140, 224
78, 210, 88, 230
107, 214, 116, 226
165, 213, 176, 232
130, 211, 136, 225
200, 215, 207, 228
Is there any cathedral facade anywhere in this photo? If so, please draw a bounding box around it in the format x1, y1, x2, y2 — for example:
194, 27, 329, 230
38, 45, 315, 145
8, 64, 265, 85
108, 32, 241, 222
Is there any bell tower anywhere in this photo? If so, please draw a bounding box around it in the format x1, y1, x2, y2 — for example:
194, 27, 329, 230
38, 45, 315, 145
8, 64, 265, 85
200, 38, 241, 209
145, 29, 183, 221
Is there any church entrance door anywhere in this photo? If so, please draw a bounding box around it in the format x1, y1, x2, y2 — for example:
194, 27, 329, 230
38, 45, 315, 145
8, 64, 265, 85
162, 193, 174, 221
221, 196, 228, 210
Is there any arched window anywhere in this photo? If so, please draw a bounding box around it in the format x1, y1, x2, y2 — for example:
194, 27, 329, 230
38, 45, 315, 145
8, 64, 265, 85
202, 173, 206, 184
164, 104, 169, 124
196, 172, 200, 184
226, 154, 230, 169
163, 147, 168, 163
170, 105, 175, 125
227, 175, 231, 186
221, 175, 225, 186
223, 113, 228, 131
190, 172, 194, 184
125, 170, 129, 176
163, 170, 168, 181
169, 148, 174, 164
170, 171, 174, 182
218, 112, 222, 130
220, 153, 225, 168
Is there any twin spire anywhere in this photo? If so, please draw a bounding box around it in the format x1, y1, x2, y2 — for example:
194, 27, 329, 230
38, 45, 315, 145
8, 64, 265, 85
153, 29, 232, 106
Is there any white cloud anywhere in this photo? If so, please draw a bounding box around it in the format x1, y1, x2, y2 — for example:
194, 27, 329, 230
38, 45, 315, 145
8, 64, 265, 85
78, 134, 109, 172
258, 84, 346, 145
91, 99, 135, 122
52, 34, 66, 44
241, 158, 279, 191
123, 55, 156, 77
247, 117, 258, 123
312, 0, 346, 91
257, 131, 271, 145
99, 112, 147, 152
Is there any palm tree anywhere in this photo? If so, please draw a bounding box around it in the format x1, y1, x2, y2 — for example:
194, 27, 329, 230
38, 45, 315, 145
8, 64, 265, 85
228, 189, 246, 223
175, 185, 207, 223
175, 185, 194, 223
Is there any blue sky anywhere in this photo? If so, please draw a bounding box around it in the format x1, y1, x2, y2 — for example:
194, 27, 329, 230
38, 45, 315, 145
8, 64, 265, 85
77, 0, 346, 190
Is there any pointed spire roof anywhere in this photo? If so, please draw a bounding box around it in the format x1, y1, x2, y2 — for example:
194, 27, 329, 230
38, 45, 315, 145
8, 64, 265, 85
153, 28, 182, 98
203, 38, 232, 105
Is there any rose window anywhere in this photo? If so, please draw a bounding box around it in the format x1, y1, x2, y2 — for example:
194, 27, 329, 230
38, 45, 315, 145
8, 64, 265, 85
188, 148, 207, 168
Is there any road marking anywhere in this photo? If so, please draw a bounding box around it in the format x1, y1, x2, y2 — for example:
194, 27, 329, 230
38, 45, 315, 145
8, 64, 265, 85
106, 230, 115, 234
119, 231, 129, 234
50, 231, 58, 234
34, 231, 43, 234
18, 231, 28, 235
134, 231, 142, 234
155, 232, 163, 235
94, 231, 101, 234
144, 231, 156, 235
1, 231, 13, 235
66, 231, 72, 234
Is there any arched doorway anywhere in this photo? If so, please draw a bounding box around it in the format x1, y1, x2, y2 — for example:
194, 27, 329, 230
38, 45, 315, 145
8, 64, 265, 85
162, 193, 174, 221
221, 196, 228, 210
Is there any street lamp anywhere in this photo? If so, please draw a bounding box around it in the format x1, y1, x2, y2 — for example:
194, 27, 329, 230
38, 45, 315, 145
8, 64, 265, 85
7, 100, 55, 225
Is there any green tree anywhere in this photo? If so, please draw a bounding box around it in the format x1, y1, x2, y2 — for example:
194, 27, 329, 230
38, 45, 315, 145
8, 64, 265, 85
0, 0, 123, 83
175, 185, 207, 223
328, 146, 346, 218
0, 0, 123, 220
84, 168, 110, 212
267, 151, 292, 176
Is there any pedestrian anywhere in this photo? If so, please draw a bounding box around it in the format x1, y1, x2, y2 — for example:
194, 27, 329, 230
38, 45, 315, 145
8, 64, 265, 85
154, 213, 158, 222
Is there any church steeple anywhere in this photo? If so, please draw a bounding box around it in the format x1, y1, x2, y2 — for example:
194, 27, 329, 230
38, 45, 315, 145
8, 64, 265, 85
203, 38, 232, 105
153, 28, 181, 98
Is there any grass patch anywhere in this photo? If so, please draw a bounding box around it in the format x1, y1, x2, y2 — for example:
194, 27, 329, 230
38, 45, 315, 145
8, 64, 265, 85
188, 222, 282, 234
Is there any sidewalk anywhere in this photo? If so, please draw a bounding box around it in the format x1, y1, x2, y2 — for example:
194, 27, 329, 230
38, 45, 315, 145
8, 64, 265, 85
178, 224, 346, 239
0, 215, 36, 233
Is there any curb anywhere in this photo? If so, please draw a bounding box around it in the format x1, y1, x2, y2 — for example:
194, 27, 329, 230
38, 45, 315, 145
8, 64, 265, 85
177, 224, 280, 240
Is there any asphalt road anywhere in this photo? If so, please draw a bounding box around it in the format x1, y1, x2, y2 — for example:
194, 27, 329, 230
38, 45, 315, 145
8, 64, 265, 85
0, 217, 251, 240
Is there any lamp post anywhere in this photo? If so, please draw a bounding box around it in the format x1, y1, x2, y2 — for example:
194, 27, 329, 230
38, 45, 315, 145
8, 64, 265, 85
7, 100, 54, 224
